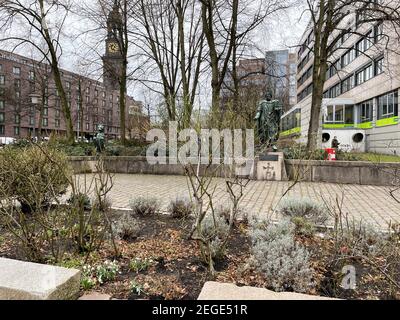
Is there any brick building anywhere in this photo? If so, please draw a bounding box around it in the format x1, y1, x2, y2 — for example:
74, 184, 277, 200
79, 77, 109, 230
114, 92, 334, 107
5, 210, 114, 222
0, 3, 147, 142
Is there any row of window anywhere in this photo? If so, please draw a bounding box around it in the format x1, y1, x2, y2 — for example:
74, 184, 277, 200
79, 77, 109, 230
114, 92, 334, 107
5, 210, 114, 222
324, 90, 398, 125
297, 66, 313, 88
297, 83, 313, 103
326, 23, 383, 80
323, 56, 384, 99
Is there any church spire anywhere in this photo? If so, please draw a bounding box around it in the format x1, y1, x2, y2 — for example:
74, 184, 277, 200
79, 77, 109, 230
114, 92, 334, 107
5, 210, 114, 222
107, 0, 122, 38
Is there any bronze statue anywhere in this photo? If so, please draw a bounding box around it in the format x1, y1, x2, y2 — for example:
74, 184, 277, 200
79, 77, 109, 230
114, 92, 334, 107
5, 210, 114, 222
94, 124, 105, 153
254, 89, 282, 146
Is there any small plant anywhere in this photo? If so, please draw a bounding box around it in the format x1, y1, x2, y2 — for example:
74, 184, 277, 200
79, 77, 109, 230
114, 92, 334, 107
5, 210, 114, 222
113, 213, 140, 240
197, 212, 230, 261
67, 193, 91, 211
80, 276, 96, 291
250, 218, 314, 293
80, 265, 96, 290
96, 260, 120, 284
129, 196, 160, 216
129, 257, 153, 273
168, 197, 195, 219
130, 279, 145, 295
279, 197, 329, 235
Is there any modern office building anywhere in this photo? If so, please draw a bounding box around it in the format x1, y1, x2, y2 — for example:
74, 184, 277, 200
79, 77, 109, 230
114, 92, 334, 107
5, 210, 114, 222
265, 50, 297, 112
0, 3, 147, 142
284, 8, 400, 154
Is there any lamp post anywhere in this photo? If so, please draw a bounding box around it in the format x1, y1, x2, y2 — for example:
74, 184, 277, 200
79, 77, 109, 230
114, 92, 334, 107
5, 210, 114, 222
29, 93, 40, 141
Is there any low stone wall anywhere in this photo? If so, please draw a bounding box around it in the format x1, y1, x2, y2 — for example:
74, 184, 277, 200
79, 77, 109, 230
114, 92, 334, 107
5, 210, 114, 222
69, 156, 400, 186
69, 156, 236, 178
285, 159, 400, 186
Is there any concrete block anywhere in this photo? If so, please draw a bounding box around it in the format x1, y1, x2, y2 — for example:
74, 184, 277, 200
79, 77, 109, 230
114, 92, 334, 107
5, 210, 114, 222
198, 281, 337, 300
0, 258, 81, 300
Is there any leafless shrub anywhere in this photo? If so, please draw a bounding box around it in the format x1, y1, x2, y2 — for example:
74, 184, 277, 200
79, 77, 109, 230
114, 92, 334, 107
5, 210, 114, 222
129, 196, 160, 216
168, 197, 195, 219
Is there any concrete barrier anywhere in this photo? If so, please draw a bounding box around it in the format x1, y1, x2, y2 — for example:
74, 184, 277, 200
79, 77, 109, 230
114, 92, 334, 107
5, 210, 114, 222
0, 258, 81, 300
285, 159, 400, 186
198, 281, 337, 300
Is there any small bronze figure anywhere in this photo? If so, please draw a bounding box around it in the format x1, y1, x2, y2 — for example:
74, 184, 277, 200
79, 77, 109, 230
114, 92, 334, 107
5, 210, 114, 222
94, 124, 105, 153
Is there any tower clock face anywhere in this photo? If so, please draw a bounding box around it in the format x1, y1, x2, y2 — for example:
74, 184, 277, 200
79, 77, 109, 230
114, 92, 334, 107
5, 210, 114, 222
108, 42, 119, 53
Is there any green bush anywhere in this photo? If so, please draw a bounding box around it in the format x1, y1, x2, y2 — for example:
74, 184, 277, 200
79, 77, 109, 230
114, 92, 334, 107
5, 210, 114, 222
0, 144, 71, 213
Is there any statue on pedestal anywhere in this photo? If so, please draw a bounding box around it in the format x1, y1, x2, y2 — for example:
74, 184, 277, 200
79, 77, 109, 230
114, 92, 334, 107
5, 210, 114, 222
254, 89, 282, 147
94, 124, 105, 153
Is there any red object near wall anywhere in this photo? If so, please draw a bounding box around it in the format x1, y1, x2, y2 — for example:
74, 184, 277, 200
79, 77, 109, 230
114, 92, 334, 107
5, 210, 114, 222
324, 148, 336, 161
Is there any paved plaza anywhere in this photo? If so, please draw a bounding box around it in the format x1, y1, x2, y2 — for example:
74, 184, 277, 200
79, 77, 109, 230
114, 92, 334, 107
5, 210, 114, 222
99, 174, 400, 229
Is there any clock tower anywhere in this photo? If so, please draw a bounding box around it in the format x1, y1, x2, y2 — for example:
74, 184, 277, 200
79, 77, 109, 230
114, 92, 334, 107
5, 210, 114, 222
102, 0, 123, 91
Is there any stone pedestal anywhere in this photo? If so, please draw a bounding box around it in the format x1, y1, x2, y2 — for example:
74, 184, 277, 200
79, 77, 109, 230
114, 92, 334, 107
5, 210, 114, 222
256, 152, 287, 181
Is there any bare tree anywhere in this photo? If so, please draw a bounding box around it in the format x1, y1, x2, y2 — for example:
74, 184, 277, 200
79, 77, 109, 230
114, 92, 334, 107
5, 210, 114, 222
129, 0, 205, 129
303, 0, 400, 151
0, 0, 76, 143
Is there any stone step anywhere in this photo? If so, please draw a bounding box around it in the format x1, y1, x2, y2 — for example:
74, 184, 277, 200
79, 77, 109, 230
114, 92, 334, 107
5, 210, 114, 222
0, 258, 81, 300
198, 281, 338, 300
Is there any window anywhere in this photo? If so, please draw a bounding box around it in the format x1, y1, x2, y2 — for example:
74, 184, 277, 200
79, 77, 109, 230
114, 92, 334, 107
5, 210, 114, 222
86, 87, 90, 94
14, 114, 20, 124
378, 91, 398, 119
43, 107, 48, 116
375, 56, 384, 75
0, 64, 2, 71
358, 99, 373, 123
364, 31, 373, 51
327, 59, 341, 78
102, 92, 106, 98
329, 83, 341, 98
364, 64, 373, 81
374, 22, 383, 42
0, 75, 5, 85
14, 126, 20, 136
66, 81, 71, 90
95, 89, 98, 96
0, 125, 4, 135
42, 118, 48, 127
344, 105, 354, 124
55, 119, 60, 127
335, 105, 344, 122
341, 75, 354, 94
13, 66, 21, 75
341, 49, 355, 68
29, 70, 35, 80
86, 123, 89, 130
0, 100, 4, 110
0, 112, 4, 123
355, 64, 373, 85
29, 116, 34, 125
325, 105, 354, 124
